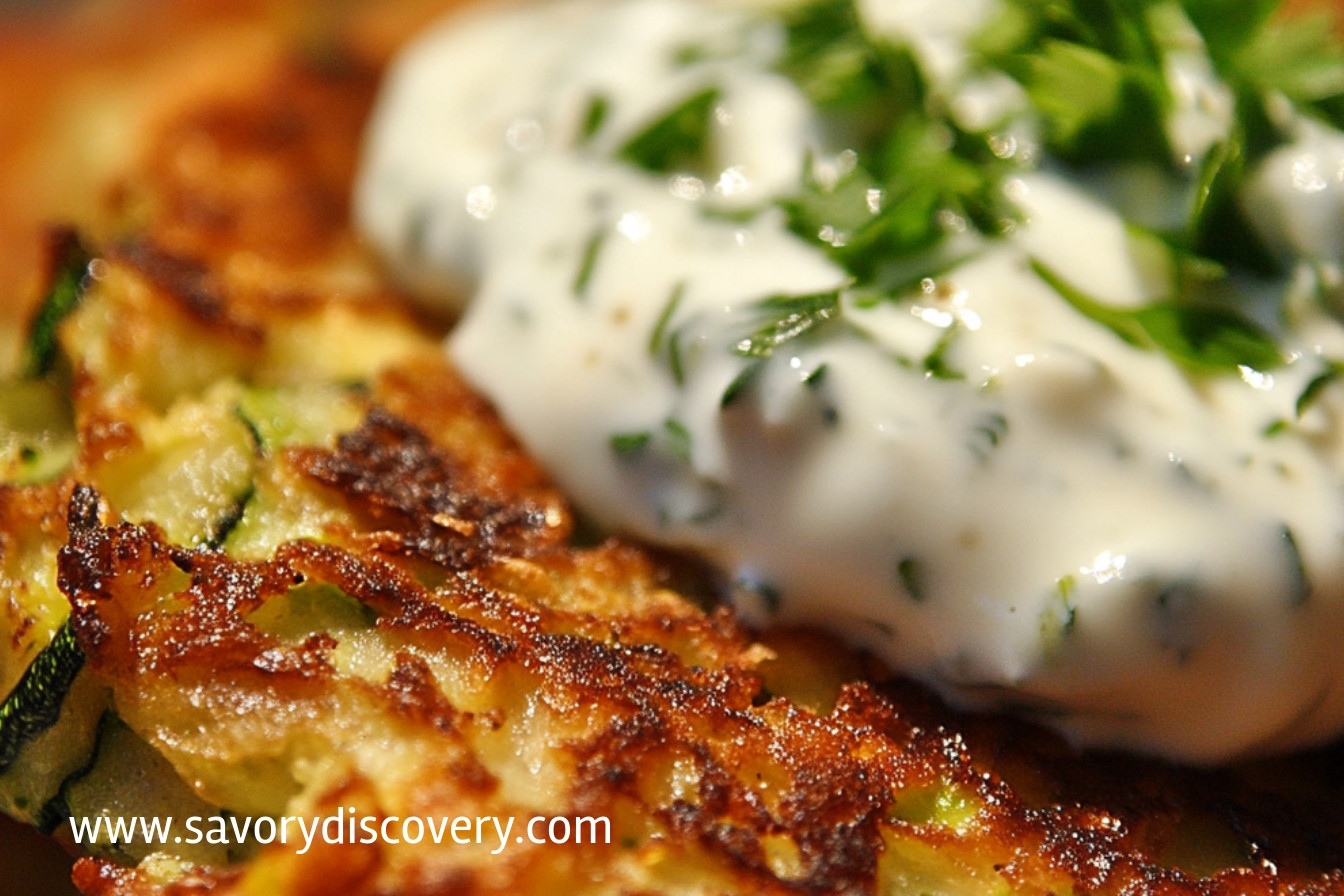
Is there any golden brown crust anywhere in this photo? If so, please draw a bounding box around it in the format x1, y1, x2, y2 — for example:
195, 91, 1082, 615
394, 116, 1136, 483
52, 477, 1344, 895
286, 409, 566, 569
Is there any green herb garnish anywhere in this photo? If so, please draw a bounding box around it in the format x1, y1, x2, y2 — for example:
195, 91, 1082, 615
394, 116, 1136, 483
772, 0, 1344, 376
649, 282, 686, 356
1040, 575, 1079, 659
610, 431, 652, 458
618, 87, 720, 174
922, 325, 965, 381
579, 94, 611, 144
969, 412, 1009, 462
720, 361, 761, 409
1280, 523, 1311, 606
663, 417, 694, 464
616, 0, 1344, 387
1295, 361, 1344, 418
896, 556, 928, 602
573, 229, 607, 298
734, 289, 843, 359
1030, 259, 1282, 375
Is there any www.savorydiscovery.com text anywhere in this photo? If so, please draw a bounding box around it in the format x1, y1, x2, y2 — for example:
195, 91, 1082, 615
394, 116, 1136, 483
68, 809, 611, 856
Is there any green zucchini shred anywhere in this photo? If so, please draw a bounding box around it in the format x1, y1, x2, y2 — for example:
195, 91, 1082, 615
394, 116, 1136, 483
0, 619, 110, 831
0, 621, 86, 773
0, 378, 77, 485
53, 713, 251, 866
21, 229, 92, 380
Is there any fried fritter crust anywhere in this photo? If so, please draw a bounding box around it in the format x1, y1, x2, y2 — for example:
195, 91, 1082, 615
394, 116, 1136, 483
0, 3, 1343, 895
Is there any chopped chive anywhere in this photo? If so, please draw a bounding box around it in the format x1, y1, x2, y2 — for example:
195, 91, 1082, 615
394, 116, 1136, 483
573, 229, 607, 298
672, 42, 711, 67
896, 556, 928, 602
649, 281, 686, 355
1281, 524, 1311, 607
734, 289, 842, 359
667, 329, 686, 386
969, 412, 1009, 462
578, 94, 611, 144
922, 325, 964, 380
1039, 575, 1078, 659
720, 361, 761, 409
686, 487, 726, 525
1295, 362, 1344, 419
610, 431, 651, 458
663, 418, 693, 463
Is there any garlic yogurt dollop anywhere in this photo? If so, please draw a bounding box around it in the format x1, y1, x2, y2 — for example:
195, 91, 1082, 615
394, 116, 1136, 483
356, 0, 1344, 762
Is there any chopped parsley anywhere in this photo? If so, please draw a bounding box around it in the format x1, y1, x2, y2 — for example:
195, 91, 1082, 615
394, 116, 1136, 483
1030, 258, 1283, 374
922, 325, 965, 381
608, 421, 694, 467
618, 87, 721, 175
579, 94, 611, 144
610, 431, 652, 458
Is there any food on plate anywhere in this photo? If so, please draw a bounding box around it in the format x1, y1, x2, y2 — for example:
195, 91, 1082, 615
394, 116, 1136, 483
358, 0, 1344, 763
0, 1, 1343, 895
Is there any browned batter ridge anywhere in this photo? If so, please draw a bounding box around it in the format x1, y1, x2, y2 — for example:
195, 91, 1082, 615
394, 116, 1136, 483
1, 2, 1343, 894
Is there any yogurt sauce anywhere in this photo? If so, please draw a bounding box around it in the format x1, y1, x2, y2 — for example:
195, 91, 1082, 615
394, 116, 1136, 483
356, 0, 1344, 762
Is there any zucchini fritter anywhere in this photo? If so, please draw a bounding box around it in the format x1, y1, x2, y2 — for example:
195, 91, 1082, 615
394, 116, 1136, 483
1, 3, 1343, 895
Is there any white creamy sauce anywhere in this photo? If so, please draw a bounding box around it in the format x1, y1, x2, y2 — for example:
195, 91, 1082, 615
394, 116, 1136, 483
356, 0, 1344, 761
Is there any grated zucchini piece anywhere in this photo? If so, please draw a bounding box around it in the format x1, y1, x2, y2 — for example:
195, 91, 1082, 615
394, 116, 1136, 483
0, 622, 86, 772
234, 383, 367, 455
20, 229, 91, 380
93, 381, 257, 548
0, 378, 76, 484
55, 713, 251, 867
0, 621, 109, 830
